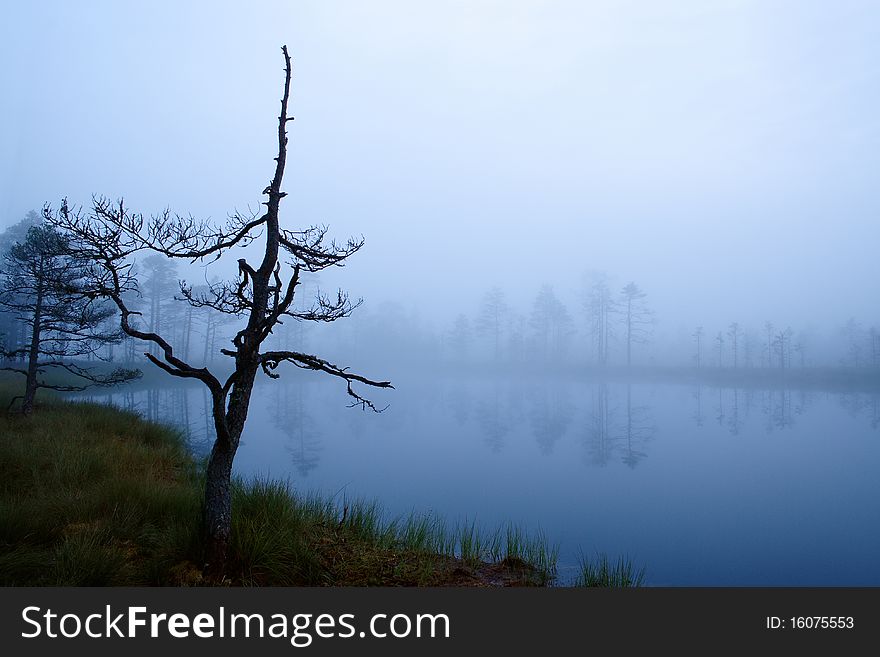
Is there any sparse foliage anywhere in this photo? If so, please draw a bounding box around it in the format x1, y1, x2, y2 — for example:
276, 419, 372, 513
475, 287, 509, 361
619, 282, 652, 367
529, 284, 574, 362
692, 326, 704, 368
727, 322, 741, 368
0, 225, 139, 414
45, 46, 391, 574
584, 272, 615, 366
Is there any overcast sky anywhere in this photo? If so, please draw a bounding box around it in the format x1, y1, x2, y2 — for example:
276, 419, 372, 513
2, 0, 878, 333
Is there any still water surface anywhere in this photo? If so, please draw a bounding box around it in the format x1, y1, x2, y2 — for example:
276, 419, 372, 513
86, 374, 880, 585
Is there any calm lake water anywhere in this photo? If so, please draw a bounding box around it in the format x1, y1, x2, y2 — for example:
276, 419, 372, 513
84, 373, 880, 585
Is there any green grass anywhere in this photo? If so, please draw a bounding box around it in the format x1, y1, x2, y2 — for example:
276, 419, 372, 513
0, 392, 202, 585
575, 552, 646, 587
0, 380, 561, 586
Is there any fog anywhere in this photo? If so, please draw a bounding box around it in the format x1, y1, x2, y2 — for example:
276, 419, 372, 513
3, 0, 879, 357
4, 1, 880, 586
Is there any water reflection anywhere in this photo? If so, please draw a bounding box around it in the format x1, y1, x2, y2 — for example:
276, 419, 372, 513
621, 385, 654, 468
692, 385, 705, 427
475, 385, 510, 453
583, 384, 654, 468
442, 385, 472, 426
77, 376, 880, 584
79, 384, 212, 457
715, 386, 724, 428
528, 385, 574, 456
686, 386, 880, 437
727, 388, 740, 436
682, 386, 858, 436
82, 379, 880, 474
272, 381, 323, 478
586, 383, 615, 466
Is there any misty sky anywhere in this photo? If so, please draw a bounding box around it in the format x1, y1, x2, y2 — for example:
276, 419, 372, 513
2, 0, 878, 334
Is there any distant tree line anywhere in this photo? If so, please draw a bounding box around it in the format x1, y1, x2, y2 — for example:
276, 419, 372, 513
3, 210, 879, 376
691, 318, 880, 370
442, 272, 655, 367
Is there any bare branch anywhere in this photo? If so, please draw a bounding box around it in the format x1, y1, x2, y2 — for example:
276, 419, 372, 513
46, 360, 138, 382
260, 350, 393, 412
284, 289, 362, 323
279, 226, 364, 271
177, 279, 252, 316
0, 362, 140, 392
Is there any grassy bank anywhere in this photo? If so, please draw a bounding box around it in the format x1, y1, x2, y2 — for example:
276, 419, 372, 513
0, 390, 561, 586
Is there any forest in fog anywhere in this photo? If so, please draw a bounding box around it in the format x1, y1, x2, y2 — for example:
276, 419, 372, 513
4, 3, 880, 389
2, 204, 878, 381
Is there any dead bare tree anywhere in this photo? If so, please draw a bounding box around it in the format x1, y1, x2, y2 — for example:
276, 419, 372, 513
619, 282, 652, 367
692, 325, 704, 369
45, 46, 392, 574
727, 321, 742, 368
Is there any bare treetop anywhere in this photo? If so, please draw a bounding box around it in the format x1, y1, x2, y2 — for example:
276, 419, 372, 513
48, 46, 390, 411
45, 45, 392, 572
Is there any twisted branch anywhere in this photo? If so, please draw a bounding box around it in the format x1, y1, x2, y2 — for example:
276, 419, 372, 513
260, 350, 393, 411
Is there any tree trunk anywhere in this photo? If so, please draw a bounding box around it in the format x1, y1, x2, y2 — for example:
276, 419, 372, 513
183, 305, 193, 361
626, 299, 632, 367
202, 368, 258, 576
209, 323, 218, 363
202, 435, 238, 575
202, 314, 212, 364
21, 281, 44, 416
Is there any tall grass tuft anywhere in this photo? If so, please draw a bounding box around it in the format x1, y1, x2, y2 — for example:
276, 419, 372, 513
575, 552, 646, 587
227, 478, 325, 585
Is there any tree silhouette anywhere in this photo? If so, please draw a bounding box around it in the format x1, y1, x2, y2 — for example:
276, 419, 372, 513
506, 313, 527, 363
139, 254, 178, 357
692, 326, 704, 368
46, 47, 391, 574
715, 331, 725, 368
618, 282, 652, 367
841, 318, 863, 367
0, 210, 44, 357
727, 322, 742, 368
475, 287, 509, 361
529, 284, 574, 363
0, 225, 138, 414
584, 272, 615, 366
743, 331, 756, 368
772, 328, 793, 369
763, 321, 775, 368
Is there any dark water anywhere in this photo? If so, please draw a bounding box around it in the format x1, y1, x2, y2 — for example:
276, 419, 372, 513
85, 374, 880, 585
